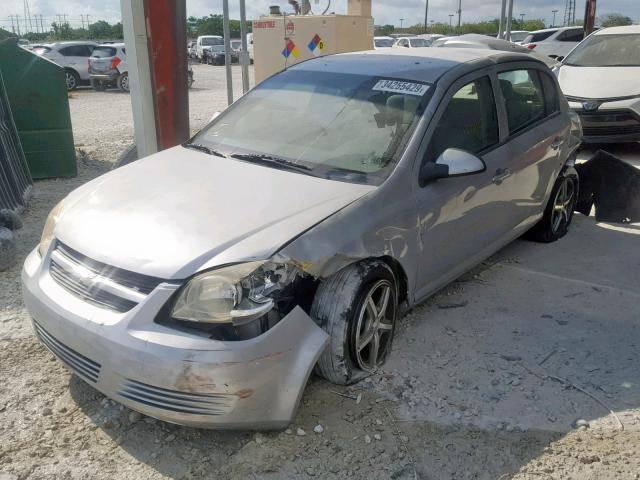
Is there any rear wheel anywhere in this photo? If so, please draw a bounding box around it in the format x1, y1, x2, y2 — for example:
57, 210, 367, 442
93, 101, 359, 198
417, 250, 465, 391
312, 260, 397, 385
117, 72, 129, 92
64, 69, 80, 91
527, 173, 577, 242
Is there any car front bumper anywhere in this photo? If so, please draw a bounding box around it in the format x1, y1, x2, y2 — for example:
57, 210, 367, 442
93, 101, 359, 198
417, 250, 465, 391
22, 247, 329, 429
569, 98, 640, 143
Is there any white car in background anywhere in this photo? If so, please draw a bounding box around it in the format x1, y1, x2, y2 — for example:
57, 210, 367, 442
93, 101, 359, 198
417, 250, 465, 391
392, 37, 432, 48
557, 25, 640, 143
374, 36, 394, 48
88, 43, 129, 92
32, 41, 97, 91
498, 30, 530, 43
521, 26, 589, 58
195, 35, 224, 61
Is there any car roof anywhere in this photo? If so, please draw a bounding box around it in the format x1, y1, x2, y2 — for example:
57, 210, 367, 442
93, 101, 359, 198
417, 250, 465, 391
594, 25, 640, 35
293, 48, 546, 83
52, 40, 97, 46
528, 26, 582, 34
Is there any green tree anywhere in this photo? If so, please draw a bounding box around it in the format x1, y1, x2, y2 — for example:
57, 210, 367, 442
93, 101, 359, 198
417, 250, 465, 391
374, 24, 395, 36
598, 13, 633, 27
111, 22, 124, 39
88, 20, 113, 39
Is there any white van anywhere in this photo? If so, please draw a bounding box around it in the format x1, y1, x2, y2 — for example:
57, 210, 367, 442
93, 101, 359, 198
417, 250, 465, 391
195, 35, 223, 60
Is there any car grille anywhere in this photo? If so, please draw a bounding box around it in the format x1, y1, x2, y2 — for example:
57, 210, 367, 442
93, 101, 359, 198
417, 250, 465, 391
49, 242, 165, 313
33, 319, 101, 383
578, 109, 640, 137
118, 379, 236, 416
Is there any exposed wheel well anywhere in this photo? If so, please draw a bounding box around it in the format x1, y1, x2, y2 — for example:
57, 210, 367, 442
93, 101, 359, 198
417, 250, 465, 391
378, 256, 408, 307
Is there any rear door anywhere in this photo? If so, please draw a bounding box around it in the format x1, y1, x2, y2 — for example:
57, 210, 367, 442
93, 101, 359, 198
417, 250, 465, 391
58, 45, 92, 79
496, 64, 569, 228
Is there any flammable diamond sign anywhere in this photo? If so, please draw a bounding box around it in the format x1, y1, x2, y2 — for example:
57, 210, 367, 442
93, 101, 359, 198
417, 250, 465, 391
282, 39, 300, 59
308, 34, 325, 57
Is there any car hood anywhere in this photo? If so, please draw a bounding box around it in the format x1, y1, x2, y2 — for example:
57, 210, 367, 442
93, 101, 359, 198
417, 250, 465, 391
56, 146, 374, 279
558, 65, 640, 99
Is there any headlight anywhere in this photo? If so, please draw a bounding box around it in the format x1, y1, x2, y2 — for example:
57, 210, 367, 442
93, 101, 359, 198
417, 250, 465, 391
171, 261, 300, 325
38, 200, 64, 257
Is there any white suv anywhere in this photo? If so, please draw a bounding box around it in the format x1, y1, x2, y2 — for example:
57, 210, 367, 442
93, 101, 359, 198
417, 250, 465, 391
32, 41, 97, 91
522, 26, 592, 59
88, 43, 128, 92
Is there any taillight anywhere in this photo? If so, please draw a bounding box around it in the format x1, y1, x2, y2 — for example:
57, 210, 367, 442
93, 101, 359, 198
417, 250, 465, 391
110, 57, 121, 69
526, 43, 537, 49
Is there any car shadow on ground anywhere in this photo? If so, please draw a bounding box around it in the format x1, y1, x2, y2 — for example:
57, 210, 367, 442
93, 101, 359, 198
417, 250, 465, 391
66, 214, 639, 479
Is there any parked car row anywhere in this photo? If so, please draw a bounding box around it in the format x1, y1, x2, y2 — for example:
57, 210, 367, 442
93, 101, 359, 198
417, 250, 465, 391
188, 35, 254, 65
29, 40, 194, 92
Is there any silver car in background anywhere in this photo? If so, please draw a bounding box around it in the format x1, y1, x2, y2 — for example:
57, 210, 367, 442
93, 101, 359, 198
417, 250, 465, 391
32, 41, 97, 91
23, 48, 579, 429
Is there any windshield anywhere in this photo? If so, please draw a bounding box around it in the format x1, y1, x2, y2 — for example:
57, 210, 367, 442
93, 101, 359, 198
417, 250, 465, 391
374, 38, 394, 47
190, 70, 430, 185
210, 45, 225, 53
563, 34, 640, 67
410, 38, 431, 47
202, 37, 223, 46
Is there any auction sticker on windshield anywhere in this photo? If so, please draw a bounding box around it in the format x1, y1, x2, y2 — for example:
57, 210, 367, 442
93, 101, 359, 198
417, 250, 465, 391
373, 79, 429, 96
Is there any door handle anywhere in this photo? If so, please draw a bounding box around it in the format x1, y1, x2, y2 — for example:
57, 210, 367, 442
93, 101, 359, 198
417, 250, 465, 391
551, 137, 563, 150
492, 168, 511, 185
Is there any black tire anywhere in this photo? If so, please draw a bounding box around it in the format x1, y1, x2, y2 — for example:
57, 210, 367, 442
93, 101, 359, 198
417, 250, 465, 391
311, 259, 397, 385
65, 69, 80, 91
91, 79, 107, 91
117, 73, 129, 92
527, 172, 578, 243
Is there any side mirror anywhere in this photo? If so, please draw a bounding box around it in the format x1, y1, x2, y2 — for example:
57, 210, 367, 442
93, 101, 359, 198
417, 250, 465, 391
419, 148, 486, 187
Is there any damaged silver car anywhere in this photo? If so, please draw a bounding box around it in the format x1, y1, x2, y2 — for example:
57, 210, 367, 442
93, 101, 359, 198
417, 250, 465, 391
23, 48, 580, 428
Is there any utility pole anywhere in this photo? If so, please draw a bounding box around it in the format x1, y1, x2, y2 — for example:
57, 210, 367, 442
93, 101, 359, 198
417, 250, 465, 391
15, 15, 21, 36
498, 0, 507, 38
424, 0, 428, 33
39, 14, 45, 34
505, 0, 514, 41
399, 18, 404, 29
551, 10, 558, 27
448, 14, 454, 31
239, 0, 250, 94
23, 0, 33, 34
33, 14, 39, 33
9, 15, 16, 34
520, 13, 525, 22
456, 0, 462, 29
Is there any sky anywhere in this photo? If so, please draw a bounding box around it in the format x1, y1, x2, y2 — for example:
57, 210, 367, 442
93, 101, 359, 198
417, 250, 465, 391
3, 0, 639, 32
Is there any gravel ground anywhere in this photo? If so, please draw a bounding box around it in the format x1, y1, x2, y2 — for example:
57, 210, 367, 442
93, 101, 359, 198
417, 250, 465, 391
1, 65, 639, 480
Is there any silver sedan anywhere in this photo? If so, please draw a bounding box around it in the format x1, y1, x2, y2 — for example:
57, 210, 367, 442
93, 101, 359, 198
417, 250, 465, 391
23, 48, 580, 429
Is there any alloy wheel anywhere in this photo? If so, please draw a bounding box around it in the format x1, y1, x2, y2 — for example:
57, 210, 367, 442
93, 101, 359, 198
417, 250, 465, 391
551, 177, 575, 233
65, 72, 76, 90
353, 279, 395, 371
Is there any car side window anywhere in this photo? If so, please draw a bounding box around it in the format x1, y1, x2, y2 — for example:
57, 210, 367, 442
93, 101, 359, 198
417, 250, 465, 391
59, 46, 79, 56
426, 76, 498, 161
498, 69, 546, 135
539, 72, 559, 115
558, 29, 584, 42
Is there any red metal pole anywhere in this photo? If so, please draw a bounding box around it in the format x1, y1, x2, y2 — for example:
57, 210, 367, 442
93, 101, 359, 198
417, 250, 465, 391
142, 0, 189, 151
583, 0, 597, 36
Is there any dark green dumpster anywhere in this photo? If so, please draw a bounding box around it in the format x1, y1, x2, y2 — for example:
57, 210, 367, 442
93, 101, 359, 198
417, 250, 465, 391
0, 38, 76, 178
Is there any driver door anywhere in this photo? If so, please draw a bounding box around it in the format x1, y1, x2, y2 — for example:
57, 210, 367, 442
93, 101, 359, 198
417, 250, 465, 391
412, 72, 513, 301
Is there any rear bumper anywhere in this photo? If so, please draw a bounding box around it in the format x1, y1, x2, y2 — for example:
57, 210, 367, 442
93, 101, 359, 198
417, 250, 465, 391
89, 69, 120, 82
22, 247, 329, 429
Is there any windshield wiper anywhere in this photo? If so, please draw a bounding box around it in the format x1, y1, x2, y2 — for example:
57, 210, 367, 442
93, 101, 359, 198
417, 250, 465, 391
230, 153, 315, 175
183, 143, 227, 158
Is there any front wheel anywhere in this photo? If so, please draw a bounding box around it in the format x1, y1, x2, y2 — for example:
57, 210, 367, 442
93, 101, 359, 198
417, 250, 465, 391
311, 260, 398, 385
527, 173, 578, 242
117, 73, 129, 92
